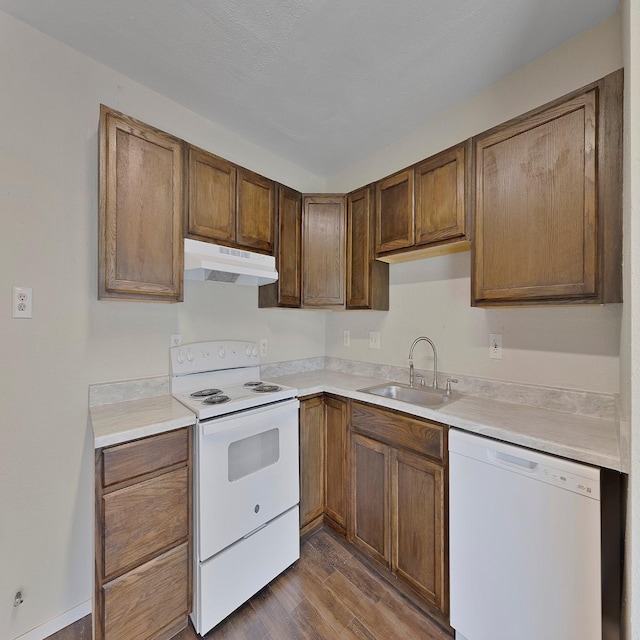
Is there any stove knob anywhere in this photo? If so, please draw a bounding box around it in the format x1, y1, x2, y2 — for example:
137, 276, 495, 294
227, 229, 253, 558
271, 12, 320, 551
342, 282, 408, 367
186, 348, 194, 362
218, 346, 226, 359
251, 345, 258, 358
245, 345, 251, 357
176, 349, 185, 364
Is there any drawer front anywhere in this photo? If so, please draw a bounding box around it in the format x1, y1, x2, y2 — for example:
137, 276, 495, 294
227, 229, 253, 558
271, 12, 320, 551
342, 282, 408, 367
351, 402, 445, 462
103, 542, 189, 640
103, 467, 188, 578
102, 428, 188, 487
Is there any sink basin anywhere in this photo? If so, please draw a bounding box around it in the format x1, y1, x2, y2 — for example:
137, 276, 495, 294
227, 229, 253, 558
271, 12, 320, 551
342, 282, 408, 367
358, 383, 457, 408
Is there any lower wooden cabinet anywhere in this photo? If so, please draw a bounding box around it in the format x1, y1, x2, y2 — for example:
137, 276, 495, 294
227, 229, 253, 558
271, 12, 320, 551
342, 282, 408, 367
299, 395, 348, 534
95, 428, 192, 640
349, 402, 448, 622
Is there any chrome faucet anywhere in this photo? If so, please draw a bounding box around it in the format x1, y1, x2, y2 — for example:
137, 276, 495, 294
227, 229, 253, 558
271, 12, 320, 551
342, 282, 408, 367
409, 336, 438, 389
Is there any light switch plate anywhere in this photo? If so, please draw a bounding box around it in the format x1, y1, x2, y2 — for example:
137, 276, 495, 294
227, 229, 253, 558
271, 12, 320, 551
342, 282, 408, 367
368, 331, 381, 350
490, 333, 503, 359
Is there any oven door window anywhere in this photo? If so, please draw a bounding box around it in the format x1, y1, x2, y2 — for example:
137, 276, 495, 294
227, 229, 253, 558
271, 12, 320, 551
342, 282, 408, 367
228, 428, 280, 482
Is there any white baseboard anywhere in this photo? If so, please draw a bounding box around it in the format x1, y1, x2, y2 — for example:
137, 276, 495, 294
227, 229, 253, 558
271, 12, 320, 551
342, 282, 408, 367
14, 600, 91, 640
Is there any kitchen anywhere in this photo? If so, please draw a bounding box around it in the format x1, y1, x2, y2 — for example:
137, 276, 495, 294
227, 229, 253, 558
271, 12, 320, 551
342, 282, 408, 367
0, 2, 638, 640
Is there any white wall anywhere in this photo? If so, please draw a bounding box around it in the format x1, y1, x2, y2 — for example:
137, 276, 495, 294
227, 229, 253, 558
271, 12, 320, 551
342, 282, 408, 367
325, 15, 623, 395
0, 11, 327, 640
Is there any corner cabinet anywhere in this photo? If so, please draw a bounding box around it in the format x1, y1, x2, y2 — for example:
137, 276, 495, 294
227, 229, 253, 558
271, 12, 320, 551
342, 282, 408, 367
473, 69, 623, 306
99, 105, 184, 302
302, 195, 346, 309
299, 395, 348, 535
186, 145, 275, 254
95, 428, 192, 640
349, 402, 449, 626
346, 186, 389, 310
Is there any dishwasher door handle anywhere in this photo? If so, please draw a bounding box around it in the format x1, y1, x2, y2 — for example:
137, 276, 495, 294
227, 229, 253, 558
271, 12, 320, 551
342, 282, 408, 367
489, 449, 538, 471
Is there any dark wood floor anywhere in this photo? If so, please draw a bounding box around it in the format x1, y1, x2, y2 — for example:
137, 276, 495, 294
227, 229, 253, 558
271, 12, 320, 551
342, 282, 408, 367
177, 526, 452, 640
49, 526, 452, 640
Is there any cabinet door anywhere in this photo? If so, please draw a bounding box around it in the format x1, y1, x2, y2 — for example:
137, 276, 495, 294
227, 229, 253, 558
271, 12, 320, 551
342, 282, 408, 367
350, 433, 390, 567
324, 396, 348, 529
302, 195, 346, 308
375, 169, 414, 254
299, 396, 325, 530
415, 141, 469, 246
186, 145, 236, 244
259, 186, 302, 308
99, 106, 183, 302
473, 89, 598, 304
347, 186, 389, 310
391, 448, 447, 613
236, 167, 275, 253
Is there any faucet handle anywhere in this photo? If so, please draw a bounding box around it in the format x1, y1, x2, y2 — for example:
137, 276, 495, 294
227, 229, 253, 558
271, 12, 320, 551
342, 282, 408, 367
445, 378, 458, 396
415, 374, 425, 387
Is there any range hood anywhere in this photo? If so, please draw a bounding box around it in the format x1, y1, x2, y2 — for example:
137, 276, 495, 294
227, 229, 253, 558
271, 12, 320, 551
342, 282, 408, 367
184, 239, 278, 286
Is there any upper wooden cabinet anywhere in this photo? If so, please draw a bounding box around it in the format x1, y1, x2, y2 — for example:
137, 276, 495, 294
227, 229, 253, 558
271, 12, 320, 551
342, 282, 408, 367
472, 70, 623, 306
375, 141, 471, 262
99, 105, 184, 302
302, 195, 346, 309
259, 185, 302, 308
186, 145, 275, 254
347, 186, 389, 310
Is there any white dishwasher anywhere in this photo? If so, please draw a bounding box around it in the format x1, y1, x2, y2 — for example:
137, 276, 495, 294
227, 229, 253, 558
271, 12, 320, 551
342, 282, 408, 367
449, 428, 602, 640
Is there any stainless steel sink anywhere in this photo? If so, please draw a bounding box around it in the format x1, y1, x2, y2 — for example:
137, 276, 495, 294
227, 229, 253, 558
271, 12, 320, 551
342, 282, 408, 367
358, 382, 457, 408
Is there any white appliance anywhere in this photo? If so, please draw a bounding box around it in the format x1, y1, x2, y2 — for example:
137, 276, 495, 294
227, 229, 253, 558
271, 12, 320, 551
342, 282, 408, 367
170, 341, 299, 636
183, 238, 278, 286
449, 429, 602, 640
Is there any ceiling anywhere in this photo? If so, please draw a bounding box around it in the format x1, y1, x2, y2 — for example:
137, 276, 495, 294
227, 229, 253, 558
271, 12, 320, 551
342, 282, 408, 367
0, 0, 619, 177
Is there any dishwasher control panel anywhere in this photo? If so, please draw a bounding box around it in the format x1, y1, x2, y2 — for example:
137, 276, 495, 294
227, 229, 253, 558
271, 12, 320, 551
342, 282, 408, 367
540, 465, 599, 498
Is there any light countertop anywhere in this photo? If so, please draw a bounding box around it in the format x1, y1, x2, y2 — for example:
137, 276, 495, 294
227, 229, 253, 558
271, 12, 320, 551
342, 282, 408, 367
265, 370, 622, 472
90, 395, 195, 449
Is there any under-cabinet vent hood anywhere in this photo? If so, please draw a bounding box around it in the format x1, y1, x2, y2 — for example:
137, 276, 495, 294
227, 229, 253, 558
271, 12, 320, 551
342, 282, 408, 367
184, 239, 278, 286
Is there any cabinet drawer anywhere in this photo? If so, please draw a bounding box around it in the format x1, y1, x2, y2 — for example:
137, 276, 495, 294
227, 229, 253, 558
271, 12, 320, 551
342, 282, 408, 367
103, 467, 189, 578
102, 428, 188, 487
103, 542, 189, 640
351, 402, 445, 462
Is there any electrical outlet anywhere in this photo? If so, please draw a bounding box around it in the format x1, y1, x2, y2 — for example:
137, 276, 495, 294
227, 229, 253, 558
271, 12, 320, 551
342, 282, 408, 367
170, 333, 182, 347
343, 330, 350, 347
368, 331, 381, 350
12, 287, 32, 318
260, 339, 268, 357
489, 333, 503, 359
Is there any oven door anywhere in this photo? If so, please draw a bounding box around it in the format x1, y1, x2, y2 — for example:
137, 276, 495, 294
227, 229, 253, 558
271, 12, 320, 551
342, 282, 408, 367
196, 398, 299, 562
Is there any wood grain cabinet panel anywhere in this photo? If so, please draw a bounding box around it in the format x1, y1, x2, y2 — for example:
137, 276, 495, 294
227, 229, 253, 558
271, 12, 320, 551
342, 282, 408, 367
324, 396, 348, 530
186, 146, 236, 243
236, 167, 275, 252
392, 449, 446, 612
95, 428, 191, 640
346, 186, 389, 310
473, 69, 623, 306
375, 169, 414, 254
299, 396, 325, 530
350, 433, 390, 567
259, 185, 302, 308
99, 105, 184, 302
302, 195, 346, 308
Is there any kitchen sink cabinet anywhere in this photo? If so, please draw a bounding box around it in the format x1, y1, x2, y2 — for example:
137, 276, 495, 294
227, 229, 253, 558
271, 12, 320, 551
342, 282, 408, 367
186, 145, 275, 254
95, 428, 192, 640
258, 185, 303, 308
349, 401, 448, 623
375, 140, 471, 263
98, 105, 184, 302
473, 69, 623, 306
299, 394, 349, 535
346, 186, 389, 310
302, 195, 346, 309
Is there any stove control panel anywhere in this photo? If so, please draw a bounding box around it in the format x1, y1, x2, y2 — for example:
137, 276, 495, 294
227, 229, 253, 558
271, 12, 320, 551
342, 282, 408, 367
171, 340, 260, 376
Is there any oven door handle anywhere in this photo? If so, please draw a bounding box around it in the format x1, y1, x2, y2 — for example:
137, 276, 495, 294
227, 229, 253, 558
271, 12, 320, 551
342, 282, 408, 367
201, 398, 299, 437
